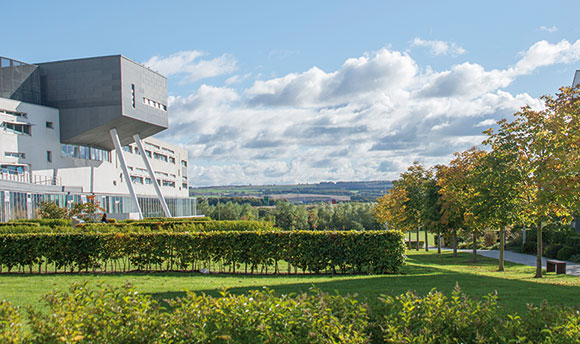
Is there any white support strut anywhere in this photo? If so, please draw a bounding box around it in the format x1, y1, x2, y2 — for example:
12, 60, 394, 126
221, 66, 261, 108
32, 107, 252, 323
133, 134, 172, 218
109, 128, 143, 219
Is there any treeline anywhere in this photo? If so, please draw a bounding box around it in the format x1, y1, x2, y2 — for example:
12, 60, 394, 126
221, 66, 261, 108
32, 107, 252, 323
375, 86, 580, 277
2, 283, 579, 343
198, 201, 384, 230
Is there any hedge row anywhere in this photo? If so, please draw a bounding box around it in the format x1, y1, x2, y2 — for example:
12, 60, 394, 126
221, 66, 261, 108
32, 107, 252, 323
2, 283, 579, 343
0, 230, 405, 274
0, 220, 275, 234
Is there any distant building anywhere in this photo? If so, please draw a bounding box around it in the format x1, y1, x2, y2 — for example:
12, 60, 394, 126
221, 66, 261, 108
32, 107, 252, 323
0, 55, 195, 220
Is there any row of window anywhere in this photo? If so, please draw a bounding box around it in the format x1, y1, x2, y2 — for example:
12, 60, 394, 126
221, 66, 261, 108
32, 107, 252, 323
1, 121, 54, 136
130, 175, 177, 188
2, 122, 31, 135
122, 144, 177, 164
143, 97, 167, 111
0, 109, 27, 118
4, 152, 25, 158
61, 144, 111, 162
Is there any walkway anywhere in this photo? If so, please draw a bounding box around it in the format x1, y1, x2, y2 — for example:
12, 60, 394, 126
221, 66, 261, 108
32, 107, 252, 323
475, 249, 580, 276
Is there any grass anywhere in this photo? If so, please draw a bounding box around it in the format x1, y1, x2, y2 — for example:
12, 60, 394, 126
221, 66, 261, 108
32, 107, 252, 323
0, 250, 578, 313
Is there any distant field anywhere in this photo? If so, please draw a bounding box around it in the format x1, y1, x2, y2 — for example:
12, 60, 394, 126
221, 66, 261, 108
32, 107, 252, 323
190, 180, 393, 202
1, 250, 578, 313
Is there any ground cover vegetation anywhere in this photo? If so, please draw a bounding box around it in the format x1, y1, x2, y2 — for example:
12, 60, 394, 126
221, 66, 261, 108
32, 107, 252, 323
375, 86, 580, 277
1, 252, 580, 343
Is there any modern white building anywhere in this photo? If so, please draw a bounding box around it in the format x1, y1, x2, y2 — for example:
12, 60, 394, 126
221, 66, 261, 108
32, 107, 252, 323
0, 55, 196, 220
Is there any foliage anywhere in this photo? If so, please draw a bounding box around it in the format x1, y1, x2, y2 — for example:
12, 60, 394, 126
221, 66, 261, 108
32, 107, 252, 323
377, 286, 580, 344
38, 201, 68, 220
569, 254, 580, 263
0, 230, 406, 274
556, 246, 579, 261
544, 244, 565, 259
2, 282, 580, 343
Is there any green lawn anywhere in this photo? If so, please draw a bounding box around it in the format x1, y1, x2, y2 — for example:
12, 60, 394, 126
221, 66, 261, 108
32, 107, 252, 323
1, 250, 578, 313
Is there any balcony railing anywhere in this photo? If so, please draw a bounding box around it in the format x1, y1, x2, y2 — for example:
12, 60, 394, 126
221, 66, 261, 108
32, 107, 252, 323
0, 172, 61, 186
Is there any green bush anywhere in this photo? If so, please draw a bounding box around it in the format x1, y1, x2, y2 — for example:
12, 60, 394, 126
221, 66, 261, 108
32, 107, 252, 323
521, 241, 537, 254
0, 230, 406, 274
544, 243, 565, 259
2, 283, 580, 343
405, 240, 424, 249
376, 286, 580, 344
569, 254, 580, 263
556, 246, 580, 261
566, 236, 580, 247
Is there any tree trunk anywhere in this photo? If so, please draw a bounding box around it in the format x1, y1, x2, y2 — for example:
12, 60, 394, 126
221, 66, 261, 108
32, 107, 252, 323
535, 221, 543, 278
499, 227, 505, 272
424, 229, 429, 251
453, 229, 457, 257
437, 229, 441, 254
416, 226, 420, 251
472, 231, 477, 263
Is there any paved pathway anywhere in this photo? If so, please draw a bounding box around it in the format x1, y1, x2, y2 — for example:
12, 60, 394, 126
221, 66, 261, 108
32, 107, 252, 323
441, 248, 580, 276
475, 249, 580, 276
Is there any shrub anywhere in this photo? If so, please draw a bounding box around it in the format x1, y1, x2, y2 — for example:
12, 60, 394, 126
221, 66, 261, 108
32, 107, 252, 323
0, 230, 406, 274
556, 246, 580, 261
566, 236, 580, 247
569, 254, 580, 263
544, 244, 565, 259
521, 241, 537, 254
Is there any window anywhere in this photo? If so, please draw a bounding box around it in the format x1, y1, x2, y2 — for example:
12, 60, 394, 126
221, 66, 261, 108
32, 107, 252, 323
4, 152, 25, 158
162, 147, 175, 154
145, 150, 152, 158
46, 121, 54, 129
131, 84, 135, 108
181, 160, 187, 167
153, 152, 167, 162
122, 146, 132, 153
0, 109, 27, 118
134, 148, 141, 155
61, 144, 111, 162
182, 183, 188, 189
162, 180, 175, 187
1, 164, 25, 175
47, 151, 52, 162
2, 122, 31, 135
131, 175, 143, 184
145, 178, 152, 185
142, 97, 167, 112
155, 171, 168, 177
169, 156, 175, 164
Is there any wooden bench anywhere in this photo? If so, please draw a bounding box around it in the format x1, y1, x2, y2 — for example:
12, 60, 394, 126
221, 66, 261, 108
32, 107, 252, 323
546, 260, 566, 274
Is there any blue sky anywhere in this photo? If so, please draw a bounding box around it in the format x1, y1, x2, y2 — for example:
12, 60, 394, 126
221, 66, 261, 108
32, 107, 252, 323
5, 1, 580, 186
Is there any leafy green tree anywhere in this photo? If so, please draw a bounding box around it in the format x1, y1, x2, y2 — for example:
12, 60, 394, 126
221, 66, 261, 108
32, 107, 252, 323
484, 86, 580, 277
39, 201, 68, 219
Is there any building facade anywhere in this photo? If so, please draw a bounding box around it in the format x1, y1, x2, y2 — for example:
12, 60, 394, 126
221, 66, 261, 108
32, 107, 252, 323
0, 56, 195, 220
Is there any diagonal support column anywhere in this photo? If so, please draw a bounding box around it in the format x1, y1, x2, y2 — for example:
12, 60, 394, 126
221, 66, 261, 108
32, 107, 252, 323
110, 128, 143, 219
133, 134, 172, 218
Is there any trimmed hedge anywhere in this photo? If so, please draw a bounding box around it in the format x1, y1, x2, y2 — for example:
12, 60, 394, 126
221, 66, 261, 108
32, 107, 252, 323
0, 220, 275, 234
0, 230, 405, 275
2, 283, 580, 343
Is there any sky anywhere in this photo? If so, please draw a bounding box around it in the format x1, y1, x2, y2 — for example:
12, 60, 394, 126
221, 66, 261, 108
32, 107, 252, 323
5, 1, 580, 186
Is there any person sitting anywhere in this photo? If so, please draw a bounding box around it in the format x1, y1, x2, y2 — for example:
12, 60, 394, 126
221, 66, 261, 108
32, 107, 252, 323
101, 213, 108, 223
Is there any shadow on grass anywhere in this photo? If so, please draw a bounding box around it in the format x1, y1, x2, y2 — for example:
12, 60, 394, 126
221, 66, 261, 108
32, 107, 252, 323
146, 252, 580, 313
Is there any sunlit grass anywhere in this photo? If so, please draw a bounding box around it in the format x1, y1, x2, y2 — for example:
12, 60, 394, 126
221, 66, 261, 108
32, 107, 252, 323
0, 250, 577, 313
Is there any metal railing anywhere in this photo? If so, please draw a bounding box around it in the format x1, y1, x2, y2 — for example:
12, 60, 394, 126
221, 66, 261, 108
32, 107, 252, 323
0, 172, 61, 186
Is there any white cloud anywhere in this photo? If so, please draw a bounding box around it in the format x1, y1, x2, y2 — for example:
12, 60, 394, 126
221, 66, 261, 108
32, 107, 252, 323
411, 38, 467, 57
157, 40, 580, 186
539, 25, 558, 33
143, 50, 237, 83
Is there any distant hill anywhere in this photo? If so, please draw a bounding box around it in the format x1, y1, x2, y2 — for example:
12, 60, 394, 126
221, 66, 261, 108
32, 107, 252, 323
189, 180, 393, 203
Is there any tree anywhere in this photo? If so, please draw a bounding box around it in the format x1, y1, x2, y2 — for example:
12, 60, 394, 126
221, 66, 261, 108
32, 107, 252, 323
437, 149, 485, 261
484, 86, 580, 277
